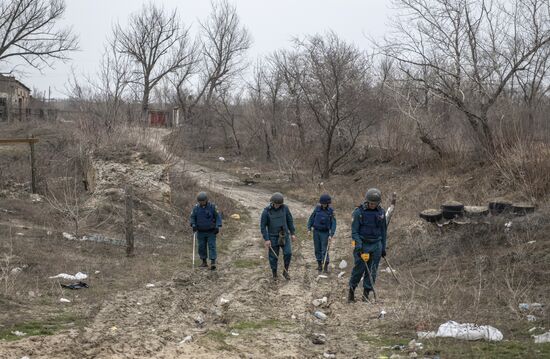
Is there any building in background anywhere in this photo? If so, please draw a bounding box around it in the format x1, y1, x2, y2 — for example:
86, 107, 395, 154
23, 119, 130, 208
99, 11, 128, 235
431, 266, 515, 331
0, 74, 31, 122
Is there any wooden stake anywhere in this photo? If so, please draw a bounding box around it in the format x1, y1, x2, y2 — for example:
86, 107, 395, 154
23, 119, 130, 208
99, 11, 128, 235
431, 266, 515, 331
125, 185, 135, 257
29, 134, 37, 194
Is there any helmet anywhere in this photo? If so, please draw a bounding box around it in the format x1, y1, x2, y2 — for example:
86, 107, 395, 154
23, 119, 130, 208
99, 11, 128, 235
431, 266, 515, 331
197, 192, 208, 202
365, 188, 382, 204
270, 192, 284, 205
319, 193, 332, 205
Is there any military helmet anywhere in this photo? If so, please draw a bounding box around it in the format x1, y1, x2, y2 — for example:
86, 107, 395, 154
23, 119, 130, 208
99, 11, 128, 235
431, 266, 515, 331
365, 188, 382, 204
319, 193, 332, 205
270, 192, 284, 205
197, 192, 208, 202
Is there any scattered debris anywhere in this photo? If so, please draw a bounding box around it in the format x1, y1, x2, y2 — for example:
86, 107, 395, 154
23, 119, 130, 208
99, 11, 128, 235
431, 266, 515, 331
194, 315, 205, 326
16, 232, 24, 236
230, 331, 239, 336
534, 332, 550, 344
317, 274, 328, 279
10, 267, 22, 275
145, 283, 155, 288
313, 311, 328, 321
62, 232, 76, 240
59, 298, 71, 303
179, 335, 193, 345
378, 310, 387, 319
519, 303, 543, 311
436, 321, 503, 341
337, 271, 345, 278
218, 157, 225, 161
312, 297, 328, 306
527, 315, 538, 322
323, 352, 336, 359
291, 314, 297, 320
95, 270, 101, 274
159, 235, 166, 240
310, 333, 327, 345
30, 193, 43, 202
111, 326, 117, 331
339, 260, 348, 269
219, 297, 230, 305
230, 214, 241, 220
11, 331, 27, 337
417, 331, 437, 339
61, 281, 89, 290
391, 344, 406, 351
408, 352, 418, 358
504, 221, 513, 232
49, 272, 88, 281
381, 267, 397, 274
527, 240, 536, 244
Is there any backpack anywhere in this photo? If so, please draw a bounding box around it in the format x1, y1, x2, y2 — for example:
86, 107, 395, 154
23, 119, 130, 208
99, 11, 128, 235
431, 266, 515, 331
195, 203, 216, 231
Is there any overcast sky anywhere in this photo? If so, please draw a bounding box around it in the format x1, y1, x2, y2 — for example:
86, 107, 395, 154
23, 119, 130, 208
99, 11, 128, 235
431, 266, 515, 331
14, 0, 394, 98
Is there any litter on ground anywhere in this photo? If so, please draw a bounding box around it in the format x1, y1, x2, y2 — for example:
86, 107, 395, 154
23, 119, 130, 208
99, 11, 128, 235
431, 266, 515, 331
313, 311, 327, 320
436, 321, 503, 341
339, 260, 348, 269
59, 298, 71, 303
49, 272, 88, 281
534, 332, 550, 344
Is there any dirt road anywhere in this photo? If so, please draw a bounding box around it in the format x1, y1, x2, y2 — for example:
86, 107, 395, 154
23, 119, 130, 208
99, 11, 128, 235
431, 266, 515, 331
0, 131, 386, 359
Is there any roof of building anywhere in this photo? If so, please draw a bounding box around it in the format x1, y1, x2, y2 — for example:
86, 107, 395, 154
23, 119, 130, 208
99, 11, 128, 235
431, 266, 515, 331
0, 74, 31, 92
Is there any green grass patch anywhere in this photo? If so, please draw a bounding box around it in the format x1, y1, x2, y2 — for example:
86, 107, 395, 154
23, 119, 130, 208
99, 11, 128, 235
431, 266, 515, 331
204, 330, 235, 351
230, 319, 289, 331
233, 259, 262, 268
358, 331, 550, 359
0, 312, 83, 341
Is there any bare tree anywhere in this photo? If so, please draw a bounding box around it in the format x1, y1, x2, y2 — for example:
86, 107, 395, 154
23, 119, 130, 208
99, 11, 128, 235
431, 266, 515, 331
291, 32, 374, 178
383, 0, 550, 153
194, 0, 252, 108
113, 2, 195, 121
0, 0, 78, 71
212, 86, 243, 154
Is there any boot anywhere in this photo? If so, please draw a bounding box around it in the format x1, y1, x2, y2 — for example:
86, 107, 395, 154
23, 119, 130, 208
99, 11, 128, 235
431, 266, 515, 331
317, 261, 323, 273
362, 288, 370, 302
347, 287, 355, 303
323, 261, 329, 273
272, 269, 278, 281
210, 260, 216, 271
283, 267, 291, 280
199, 259, 208, 268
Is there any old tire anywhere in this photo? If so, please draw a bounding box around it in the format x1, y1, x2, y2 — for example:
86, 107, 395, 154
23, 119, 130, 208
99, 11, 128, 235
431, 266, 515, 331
441, 201, 464, 219
420, 209, 443, 222
464, 206, 489, 218
488, 200, 512, 215
512, 203, 535, 216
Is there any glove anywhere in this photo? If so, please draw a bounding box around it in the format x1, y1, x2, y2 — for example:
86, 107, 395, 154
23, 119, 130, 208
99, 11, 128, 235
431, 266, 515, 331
381, 249, 387, 258
360, 253, 370, 262
192, 227, 197, 233
214, 228, 220, 234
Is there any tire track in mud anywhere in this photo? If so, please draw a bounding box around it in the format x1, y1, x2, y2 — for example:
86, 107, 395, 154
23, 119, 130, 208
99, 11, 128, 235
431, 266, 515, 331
0, 131, 385, 359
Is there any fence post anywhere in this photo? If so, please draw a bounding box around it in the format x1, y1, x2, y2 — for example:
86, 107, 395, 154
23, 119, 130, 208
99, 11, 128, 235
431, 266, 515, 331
125, 185, 135, 257
29, 134, 37, 194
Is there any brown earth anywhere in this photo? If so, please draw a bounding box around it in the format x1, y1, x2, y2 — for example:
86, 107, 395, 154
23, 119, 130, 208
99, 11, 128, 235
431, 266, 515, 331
0, 130, 391, 359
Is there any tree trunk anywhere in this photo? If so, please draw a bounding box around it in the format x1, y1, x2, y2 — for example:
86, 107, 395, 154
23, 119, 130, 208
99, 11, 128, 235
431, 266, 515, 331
264, 129, 272, 162
141, 86, 150, 124
321, 129, 333, 179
